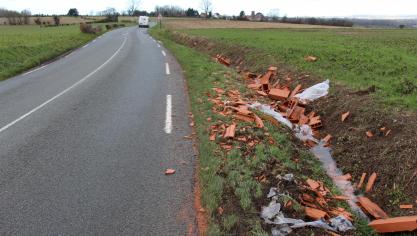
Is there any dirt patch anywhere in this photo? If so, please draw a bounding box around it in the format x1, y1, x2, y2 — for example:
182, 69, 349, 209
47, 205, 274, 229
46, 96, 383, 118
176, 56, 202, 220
169, 31, 417, 218
163, 18, 342, 29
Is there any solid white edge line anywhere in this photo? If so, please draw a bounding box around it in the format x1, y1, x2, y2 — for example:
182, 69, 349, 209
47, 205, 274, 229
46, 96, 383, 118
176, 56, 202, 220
162, 50, 166, 57
82, 44, 89, 48
165, 63, 170, 75
22, 65, 47, 76
164, 95, 172, 134
0, 36, 128, 134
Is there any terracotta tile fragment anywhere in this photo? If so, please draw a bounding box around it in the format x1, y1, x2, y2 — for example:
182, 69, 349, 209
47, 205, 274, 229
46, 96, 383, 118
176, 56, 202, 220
357, 173, 367, 189
369, 215, 417, 233
323, 134, 332, 143
309, 116, 322, 129
233, 114, 255, 123
341, 112, 350, 122
304, 55, 318, 62
332, 195, 350, 200
399, 205, 413, 209
306, 179, 320, 190
247, 83, 262, 90
253, 114, 264, 128
305, 207, 327, 220
165, 169, 176, 175
335, 173, 352, 181
256, 90, 268, 96
224, 123, 236, 138
365, 172, 377, 192
290, 84, 302, 98
366, 131, 374, 138
268, 88, 291, 101
260, 71, 272, 85
357, 196, 389, 219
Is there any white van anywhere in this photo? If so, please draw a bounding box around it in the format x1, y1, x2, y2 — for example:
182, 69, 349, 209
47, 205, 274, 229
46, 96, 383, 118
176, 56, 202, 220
138, 16, 149, 28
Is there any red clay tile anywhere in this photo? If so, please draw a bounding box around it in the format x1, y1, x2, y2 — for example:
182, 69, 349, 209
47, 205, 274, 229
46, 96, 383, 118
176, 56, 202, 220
290, 84, 302, 98
323, 134, 332, 143
268, 88, 291, 101
369, 216, 417, 233
260, 71, 272, 85
309, 116, 322, 129
247, 83, 262, 90
254, 114, 264, 128
365, 172, 377, 193
233, 114, 255, 123
357, 173, 367, 189
305, 207, 327, 220
224, 123, 236, 138
357, 196, 389, 219
256, 90, 268, 96
399, 205, 413, 209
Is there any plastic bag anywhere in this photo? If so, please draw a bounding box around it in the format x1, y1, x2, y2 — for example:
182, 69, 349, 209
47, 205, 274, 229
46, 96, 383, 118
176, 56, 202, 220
295, 80, 329, 103
249, 103, 293, 129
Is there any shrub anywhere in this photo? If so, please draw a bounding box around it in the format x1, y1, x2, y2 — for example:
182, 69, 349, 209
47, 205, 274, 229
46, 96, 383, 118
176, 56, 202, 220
79, 22, 94, 34
105, 24, 112, 30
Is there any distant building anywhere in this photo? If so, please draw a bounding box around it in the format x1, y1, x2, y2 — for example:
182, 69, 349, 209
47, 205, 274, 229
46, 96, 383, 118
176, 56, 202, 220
247, 11, 265, 21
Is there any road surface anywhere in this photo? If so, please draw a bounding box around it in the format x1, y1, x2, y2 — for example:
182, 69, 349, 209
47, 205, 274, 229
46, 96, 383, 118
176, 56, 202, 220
0, 26, 196, 235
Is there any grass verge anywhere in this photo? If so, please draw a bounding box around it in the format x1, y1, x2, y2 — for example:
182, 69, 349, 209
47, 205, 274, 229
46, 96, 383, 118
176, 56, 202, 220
0, 24, 120, 80
150, 27, 373, 235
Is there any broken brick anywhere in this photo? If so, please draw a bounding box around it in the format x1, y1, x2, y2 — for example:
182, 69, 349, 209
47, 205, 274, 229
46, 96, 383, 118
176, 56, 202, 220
365, 172, 377, 193
224, 123, 236, 138
306, 179, 320, 190
247, 83, 262, 90
305, 207, 327, 220
335, 173, 352, 181
268, 88, 291, 101
260, 71, 272, 85
289, 84, 302, 98
289, 106, 306, 122
309, 116, 322, 129
298, 114, 309, 125
369, 216, 417, 233
399, 205, 413, 209
256, 90, 268, 96
322, 134, 332, 144
358, 196, 389, 219
254, 114, 264, 128
304, 55, 318, 62
366, 131, 374, 138
233, 114, 255, 123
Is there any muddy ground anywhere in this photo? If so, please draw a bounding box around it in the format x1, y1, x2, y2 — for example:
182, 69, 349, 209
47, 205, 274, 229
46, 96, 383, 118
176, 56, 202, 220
170, 32, 417, 218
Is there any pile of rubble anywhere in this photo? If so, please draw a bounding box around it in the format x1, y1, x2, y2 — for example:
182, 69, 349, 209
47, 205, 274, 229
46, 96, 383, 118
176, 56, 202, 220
210, 55, 417, 234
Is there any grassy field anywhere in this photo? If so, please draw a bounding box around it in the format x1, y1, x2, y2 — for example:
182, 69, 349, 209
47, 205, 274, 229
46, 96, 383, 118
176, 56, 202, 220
0, 25, 101, 80
150, 27, 372, 236
179, 28, 417, 109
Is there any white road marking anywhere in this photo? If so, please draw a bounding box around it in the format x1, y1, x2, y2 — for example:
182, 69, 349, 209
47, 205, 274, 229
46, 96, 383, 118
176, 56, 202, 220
165, 63, 170, 75
157, 44, 161, 48
161, 50, 166, 57
92, 39, 96, 43
164, 95, 172, 134
0, 37, 128, 135
22, 65, 47, 76
82, 44, 89, 48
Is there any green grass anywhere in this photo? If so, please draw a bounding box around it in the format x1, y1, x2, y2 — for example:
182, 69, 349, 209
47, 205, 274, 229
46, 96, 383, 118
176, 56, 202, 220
0, 25, 101, 80
179, 28, 417, 109
150, 27, 374, 235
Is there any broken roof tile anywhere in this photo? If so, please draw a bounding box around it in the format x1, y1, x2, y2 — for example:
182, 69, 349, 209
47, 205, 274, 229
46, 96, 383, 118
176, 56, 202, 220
268, 88, 291, 101
305, 207, 327, 220
365, 172, 377, 193
357, 173, 367, 189
254, 114, 264, 128
224, 123, 237, 138
369, 216, 417, 233
358, 196, 389, 219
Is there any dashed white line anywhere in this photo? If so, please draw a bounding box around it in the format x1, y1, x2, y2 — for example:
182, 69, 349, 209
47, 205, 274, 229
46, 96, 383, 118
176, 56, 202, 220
0, 37, 128, 135
82, 44, 89, 48
165, 63, 170, 75
92, 39, 96, 43
164, 95, 172, 134
22, 65, 47, 76
157, 44, 161, 48
161, 50, 166, 57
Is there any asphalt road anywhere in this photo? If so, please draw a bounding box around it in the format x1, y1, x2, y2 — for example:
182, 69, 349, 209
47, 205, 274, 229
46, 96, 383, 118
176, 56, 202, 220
0, 26, 196, 235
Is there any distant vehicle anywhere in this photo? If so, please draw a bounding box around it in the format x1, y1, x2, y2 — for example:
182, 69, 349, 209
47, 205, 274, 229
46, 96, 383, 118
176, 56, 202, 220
138, 16, 149, 28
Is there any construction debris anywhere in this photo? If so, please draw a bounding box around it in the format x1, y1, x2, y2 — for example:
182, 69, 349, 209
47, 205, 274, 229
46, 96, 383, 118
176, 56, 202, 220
365, 172, 377, 193
369, 216, 417, 233
357, 196, 389, 219
304, 55, 318, 62
341, 112, 350, 122
165, 169, 176, 175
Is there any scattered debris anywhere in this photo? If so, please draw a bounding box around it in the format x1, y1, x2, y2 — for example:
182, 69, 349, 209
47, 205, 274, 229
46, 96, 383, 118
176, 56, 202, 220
366, 131, 374, 138
357, 173, 367, 189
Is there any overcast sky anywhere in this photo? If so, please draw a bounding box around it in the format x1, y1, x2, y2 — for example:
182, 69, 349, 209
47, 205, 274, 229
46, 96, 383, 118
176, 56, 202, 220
1, 0, 417, 17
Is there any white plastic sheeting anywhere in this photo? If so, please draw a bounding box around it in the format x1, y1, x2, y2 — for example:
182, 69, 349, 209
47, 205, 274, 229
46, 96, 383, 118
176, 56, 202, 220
295, 80, 330, 103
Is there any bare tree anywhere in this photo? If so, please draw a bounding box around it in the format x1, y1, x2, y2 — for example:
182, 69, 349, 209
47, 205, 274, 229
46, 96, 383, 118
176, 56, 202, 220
200, 0, 212, 17
21, 9, 31, 24
127, 0, 140, 16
